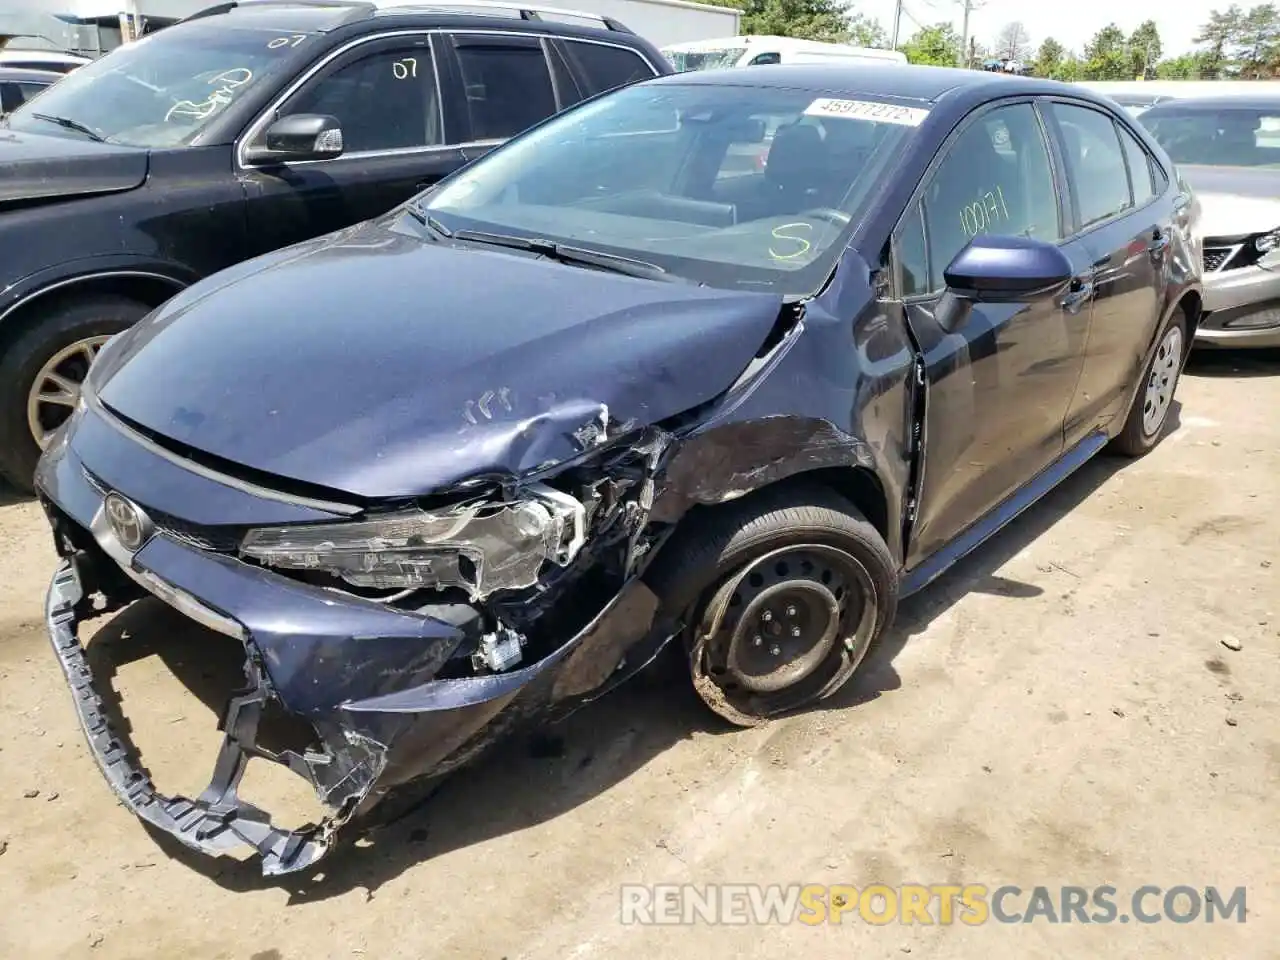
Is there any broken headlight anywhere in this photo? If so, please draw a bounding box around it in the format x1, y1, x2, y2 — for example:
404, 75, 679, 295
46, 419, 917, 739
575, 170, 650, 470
239, 483, 586, 599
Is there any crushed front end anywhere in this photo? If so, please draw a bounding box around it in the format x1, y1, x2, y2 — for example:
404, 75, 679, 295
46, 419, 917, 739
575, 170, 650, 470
36, 396, 665, 875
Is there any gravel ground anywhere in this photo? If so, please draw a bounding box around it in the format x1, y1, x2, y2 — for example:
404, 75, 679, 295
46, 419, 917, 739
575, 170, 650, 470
0, 349, 1277, 960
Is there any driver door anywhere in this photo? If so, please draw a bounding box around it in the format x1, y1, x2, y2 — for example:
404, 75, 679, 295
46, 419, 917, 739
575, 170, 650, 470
238, 34, 465, 258
895, 99, 1092, 566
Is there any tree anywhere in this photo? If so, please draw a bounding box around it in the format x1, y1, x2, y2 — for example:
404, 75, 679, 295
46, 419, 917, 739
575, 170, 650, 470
1194, 5, 1244, 77
1082, 23, 1130, 79
902, 22, 961, 66
847, 10, 889, 48
1156, 53, 1208, 79
1236, 3, 1280, 76
1033, 37, 1065, 77
1051, 56, 1082, 81
719, 0, 859, 43
994, 21, 1032, 61
1128, 20, 1162, 78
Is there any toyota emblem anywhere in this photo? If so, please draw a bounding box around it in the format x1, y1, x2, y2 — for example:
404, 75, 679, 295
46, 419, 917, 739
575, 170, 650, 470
104, 493, 152, 552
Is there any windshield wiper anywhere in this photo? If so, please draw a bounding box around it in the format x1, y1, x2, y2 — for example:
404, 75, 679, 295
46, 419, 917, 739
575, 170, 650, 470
403, 203, 454, 241
30, 113, 107, 143
451, 229, 678, 283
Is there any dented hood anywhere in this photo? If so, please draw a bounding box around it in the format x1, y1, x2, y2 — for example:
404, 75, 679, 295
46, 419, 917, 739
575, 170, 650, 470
92, 218, 785, 499
0, 127, 148, 204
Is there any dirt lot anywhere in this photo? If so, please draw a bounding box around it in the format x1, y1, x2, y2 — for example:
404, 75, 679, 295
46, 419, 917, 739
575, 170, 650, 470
1, 350, 1277, 960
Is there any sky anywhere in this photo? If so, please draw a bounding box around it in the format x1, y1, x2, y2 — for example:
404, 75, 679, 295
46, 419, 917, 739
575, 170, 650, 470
854, 0, 1209, 58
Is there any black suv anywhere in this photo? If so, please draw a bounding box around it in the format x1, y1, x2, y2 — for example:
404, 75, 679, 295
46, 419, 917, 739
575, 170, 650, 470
0, 0, 668, 490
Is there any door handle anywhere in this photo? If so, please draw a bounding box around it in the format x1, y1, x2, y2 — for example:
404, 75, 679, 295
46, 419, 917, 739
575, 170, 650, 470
1061, 276, 1094, 313
1148, 228, 1170, 255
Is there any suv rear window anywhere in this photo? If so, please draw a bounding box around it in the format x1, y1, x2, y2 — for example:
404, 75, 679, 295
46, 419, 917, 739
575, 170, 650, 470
454, 35, 556, 141
561, 39, 655, 95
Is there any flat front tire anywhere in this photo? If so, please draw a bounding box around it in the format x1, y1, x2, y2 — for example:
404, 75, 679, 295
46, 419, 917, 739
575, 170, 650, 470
645, 484, 898, 726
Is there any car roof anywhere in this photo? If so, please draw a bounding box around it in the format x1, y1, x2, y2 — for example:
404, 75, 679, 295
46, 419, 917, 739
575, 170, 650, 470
648, 62, 1072, 104
0, 67, 61, 83
1143, 94, 1280, 113
188, 0, 641, 41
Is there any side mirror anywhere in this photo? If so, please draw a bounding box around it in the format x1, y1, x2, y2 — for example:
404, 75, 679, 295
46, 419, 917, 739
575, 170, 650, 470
943, 234, 1073, 302
243, 114, 344, 166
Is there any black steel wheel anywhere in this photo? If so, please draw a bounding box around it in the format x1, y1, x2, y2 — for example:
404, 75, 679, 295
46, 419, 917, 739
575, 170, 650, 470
645, 484, 897, 726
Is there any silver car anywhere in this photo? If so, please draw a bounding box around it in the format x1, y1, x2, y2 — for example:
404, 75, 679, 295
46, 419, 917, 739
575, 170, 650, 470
1141, 95, 1280, 348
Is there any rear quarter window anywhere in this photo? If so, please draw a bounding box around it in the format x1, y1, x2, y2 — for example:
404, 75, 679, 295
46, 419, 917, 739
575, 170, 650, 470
562, 39, 656, 96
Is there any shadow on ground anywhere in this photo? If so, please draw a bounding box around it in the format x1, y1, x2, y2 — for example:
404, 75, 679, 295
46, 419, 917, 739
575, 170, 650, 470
1184, 346, 1280, 379
0, 479, 32, 508
76, 427, 1142, 903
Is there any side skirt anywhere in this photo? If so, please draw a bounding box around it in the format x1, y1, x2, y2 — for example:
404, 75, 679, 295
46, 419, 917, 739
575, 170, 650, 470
899, 430, 1109, 598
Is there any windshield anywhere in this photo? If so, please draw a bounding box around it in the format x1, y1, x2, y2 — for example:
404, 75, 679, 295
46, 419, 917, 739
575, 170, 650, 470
1141, 106, 1280, 167
4, 23, 313, 147
664, 48, 746, 72
422, 83, 921, 294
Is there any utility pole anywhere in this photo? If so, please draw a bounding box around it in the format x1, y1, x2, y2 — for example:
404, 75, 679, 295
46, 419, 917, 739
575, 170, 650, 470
891, 0, 904, 50
958, 0, 975, 68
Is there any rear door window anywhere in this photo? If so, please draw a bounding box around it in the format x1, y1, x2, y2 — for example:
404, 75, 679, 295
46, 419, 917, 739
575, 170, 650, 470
1050, 103, 1132, 229
451, 34, 557, 141
561, 39, 656, 95
1117, 124, 1156, 205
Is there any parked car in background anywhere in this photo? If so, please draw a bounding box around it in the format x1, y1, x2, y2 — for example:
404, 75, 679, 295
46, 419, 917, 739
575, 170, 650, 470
0, 66, 60, 116
0, 49, 90, 74
662, 34, 907, 71
1102, 90, 1178, 117
0, 0, 670, 492
1140, 95, 1280, 348
37, 64, 1199, 875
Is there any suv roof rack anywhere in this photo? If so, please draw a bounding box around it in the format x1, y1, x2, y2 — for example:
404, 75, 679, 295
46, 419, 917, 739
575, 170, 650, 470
371, 0, 633, 32
184, 1, 377, 26
186, 0, 633, 32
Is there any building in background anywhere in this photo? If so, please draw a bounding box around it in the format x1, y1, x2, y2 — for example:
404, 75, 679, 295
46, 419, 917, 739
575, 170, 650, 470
0, 0, 186, 57
2, 0, 740, 58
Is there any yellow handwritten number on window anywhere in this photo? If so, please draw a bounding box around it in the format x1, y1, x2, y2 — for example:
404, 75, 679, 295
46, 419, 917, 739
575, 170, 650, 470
769, 222, 813, 261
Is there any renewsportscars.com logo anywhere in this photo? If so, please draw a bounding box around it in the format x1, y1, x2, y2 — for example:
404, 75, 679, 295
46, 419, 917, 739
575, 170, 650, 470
620, 884, 1248, 926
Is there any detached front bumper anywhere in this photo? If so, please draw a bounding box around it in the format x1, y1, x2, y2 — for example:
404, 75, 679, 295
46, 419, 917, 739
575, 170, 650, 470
36, 409, 659, 874
45, 558, 378, 874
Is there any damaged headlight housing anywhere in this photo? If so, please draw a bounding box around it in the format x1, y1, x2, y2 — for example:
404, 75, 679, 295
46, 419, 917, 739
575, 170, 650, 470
240, 483, 586, 598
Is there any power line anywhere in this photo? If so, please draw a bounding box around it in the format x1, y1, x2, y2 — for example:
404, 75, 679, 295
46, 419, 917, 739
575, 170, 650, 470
890, 0, 926, 47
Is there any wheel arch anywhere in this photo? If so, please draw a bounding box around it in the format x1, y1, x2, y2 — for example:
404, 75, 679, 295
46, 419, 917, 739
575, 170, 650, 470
0, 271, 187, 349
644, 463, 895, 589
1176, 288, 1202, 355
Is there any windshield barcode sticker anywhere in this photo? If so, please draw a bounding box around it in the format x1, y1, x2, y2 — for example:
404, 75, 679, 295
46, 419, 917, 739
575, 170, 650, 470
803, 98, 929, 126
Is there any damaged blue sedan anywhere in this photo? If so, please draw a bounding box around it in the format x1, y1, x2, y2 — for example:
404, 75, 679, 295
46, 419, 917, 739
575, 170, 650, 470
37, 64, 1202, 874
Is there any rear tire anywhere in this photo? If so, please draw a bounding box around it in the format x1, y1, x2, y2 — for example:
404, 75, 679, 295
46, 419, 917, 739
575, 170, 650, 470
0, 295, 148, 492
1108, 313, 1187, 458
645, 484, 898, 727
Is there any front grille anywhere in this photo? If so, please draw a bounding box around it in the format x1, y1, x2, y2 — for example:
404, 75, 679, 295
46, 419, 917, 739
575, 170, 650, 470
148, 510, 244, 553
1203, 246, 1236, 272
